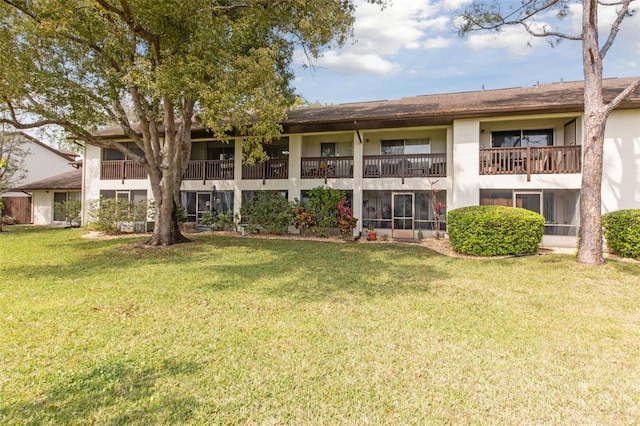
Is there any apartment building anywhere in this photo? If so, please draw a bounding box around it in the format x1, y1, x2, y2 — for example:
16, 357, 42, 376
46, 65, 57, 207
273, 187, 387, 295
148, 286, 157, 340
82, 78, 640, 247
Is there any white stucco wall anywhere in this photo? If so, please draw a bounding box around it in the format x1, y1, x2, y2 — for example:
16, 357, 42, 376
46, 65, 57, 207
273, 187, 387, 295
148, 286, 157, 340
31, 191, 52, 225
601, 109, 640, 213
19, 139, 76, 186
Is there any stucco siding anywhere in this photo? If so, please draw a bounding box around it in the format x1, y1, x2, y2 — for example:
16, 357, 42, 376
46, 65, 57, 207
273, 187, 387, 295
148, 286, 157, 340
602, 109, 640, 213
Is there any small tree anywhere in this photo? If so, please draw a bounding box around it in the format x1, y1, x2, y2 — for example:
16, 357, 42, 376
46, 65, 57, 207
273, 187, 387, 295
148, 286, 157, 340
0, 0, 385, 246
0, 132, 29, 232
456, 0, 640, 265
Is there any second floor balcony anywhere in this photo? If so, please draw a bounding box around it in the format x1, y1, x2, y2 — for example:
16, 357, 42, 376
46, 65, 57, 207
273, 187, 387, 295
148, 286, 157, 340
363, 153, 447, 183
480, 146, 581, 180
101, 159, 235, 182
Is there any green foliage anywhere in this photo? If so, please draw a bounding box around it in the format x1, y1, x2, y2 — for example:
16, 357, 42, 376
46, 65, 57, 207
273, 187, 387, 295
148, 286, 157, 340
293, 203, 316, 234
214, 212, 236, 231
0, 0, 384, 245
603, 209, 640, 259
53, 200, 82, 227
448, 206, 544, 256
336, 199, 357, 237
307, 186, 347, 229
86, 198, 149, 234
0, 132, 29, 195
240, 192, 294, 235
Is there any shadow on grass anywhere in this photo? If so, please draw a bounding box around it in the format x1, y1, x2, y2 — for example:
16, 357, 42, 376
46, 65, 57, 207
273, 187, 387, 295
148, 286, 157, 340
1, 358, 201, 424
193, 236, 446, 300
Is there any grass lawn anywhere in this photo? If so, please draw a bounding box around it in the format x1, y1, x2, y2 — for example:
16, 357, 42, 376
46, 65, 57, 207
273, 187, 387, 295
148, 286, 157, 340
1, 226, 639, 424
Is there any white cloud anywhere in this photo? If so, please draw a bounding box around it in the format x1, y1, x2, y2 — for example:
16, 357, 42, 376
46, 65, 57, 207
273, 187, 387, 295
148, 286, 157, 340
465, 24, 547, 56
296, 0, 456, 75
315, 51, 401, 75
442, 0, 473, 11
424, 36, 454, 49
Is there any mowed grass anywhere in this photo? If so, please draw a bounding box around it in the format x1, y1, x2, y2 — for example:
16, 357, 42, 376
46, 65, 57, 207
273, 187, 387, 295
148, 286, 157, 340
1, 227, 639, 425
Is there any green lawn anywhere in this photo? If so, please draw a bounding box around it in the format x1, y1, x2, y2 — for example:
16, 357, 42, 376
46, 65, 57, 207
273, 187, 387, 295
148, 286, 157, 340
1, 226, 639, 424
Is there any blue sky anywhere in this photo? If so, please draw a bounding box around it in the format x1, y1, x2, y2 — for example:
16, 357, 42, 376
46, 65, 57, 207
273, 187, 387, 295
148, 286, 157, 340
292, 0, 640, 104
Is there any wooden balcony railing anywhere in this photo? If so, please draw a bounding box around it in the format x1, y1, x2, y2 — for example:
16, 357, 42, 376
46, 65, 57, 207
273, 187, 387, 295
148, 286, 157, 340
183, 159, 234, 183
242, 158, 288, 183
101, 160, 148, 182
102, 159, 235, 183
363, 154, 446, 183
480, 146, 581, 181
301, 156, 354, 182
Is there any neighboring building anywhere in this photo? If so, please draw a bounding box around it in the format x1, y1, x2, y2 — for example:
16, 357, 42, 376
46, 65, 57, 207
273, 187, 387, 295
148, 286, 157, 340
2, 133, 80, 224
13, 168, 82, 226
81, 78, 640, 247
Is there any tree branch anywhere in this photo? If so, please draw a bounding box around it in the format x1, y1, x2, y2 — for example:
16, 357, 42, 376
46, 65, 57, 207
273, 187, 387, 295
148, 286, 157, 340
600, 0, 634, 58
605, 77, 640, 114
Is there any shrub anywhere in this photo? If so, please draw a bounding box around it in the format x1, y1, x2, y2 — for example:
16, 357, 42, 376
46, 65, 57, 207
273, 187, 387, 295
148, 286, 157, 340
603, 209, 640, 259
448, 205, 544, 256
86, 197, 149, 234
240, 191, 294, 234
53, 200, 82, 227
337, 199, 358, 237
307, 186, 346, 229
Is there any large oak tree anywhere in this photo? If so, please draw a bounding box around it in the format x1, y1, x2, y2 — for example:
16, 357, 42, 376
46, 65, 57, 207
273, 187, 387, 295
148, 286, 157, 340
457, 0, 640, 265
0, 0, 382, 245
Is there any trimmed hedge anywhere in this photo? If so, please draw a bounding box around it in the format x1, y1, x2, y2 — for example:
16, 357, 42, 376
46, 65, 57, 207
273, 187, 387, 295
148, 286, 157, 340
448, 205, 545, 256
602, 209, 640, 260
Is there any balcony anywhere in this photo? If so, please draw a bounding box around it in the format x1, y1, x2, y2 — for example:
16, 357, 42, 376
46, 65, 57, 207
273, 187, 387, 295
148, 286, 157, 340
363, 154, 446, 183
242, 158, 288, 183
480, 146, 581, 180
301, 156, 354, 182
101, 159, 235, 182
183, 159, 234, 183
101, 160, 147, 181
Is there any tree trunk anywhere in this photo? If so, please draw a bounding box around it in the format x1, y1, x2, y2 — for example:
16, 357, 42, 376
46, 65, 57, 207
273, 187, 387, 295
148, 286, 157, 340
577, 114, 606, 264
576, 0, 606, 265
146, 174, 189, 246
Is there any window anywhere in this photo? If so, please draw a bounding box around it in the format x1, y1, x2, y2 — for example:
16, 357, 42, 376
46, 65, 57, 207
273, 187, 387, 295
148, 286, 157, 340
180, 190, 234, 224
414, 191, 447, 231
99, 190, 148, 223
102, 142, 144, 160
321, 143, 336, 157
381, 138, 430, 155
207, 140, 235, 160
479, 189, 579, 236
362, 191, 392, 229
262, 138, 289, 159
53, 192, 80, 222
300, 190, 353, 207
491, 129, 554, 148
242, 190, 288, 205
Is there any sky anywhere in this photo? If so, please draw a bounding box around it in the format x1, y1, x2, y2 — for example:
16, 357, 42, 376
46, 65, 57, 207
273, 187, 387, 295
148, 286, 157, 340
291, 0, 640, 105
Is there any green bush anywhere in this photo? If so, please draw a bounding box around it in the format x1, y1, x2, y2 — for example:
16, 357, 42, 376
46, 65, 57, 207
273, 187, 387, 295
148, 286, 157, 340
603, 209, 640, 260
307, 186, 346, 229
53, 200, 82, 227
240, 191, 294, 234
448, 205, 544, 256
86, 197, 149, 234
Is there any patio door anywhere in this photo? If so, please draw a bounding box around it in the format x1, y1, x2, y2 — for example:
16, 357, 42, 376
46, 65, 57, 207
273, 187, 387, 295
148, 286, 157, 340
392, 192, 414, 239
515, 192, 542, 214
196, 193, 211, 224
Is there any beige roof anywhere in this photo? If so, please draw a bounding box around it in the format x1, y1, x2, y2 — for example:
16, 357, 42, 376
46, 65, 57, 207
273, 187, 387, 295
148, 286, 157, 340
15, 168, 82, 191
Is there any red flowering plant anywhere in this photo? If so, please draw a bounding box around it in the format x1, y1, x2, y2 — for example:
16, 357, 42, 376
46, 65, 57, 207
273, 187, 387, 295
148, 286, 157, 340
336, 199, 358, 237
